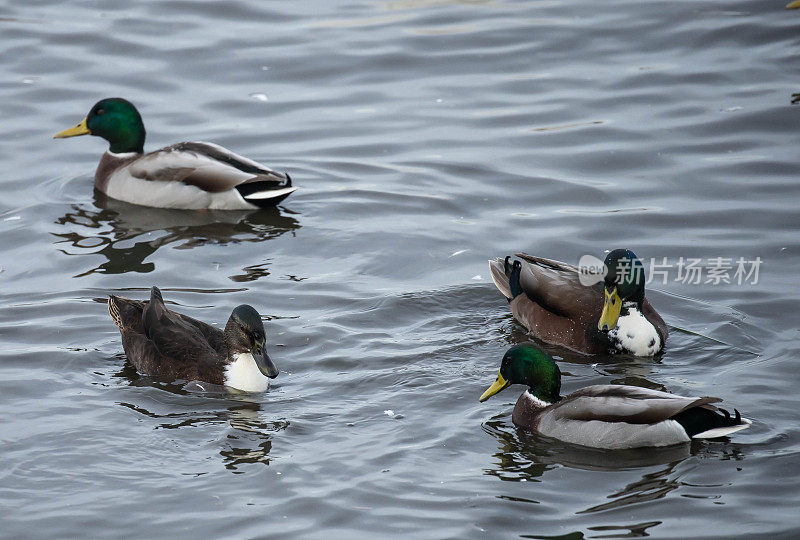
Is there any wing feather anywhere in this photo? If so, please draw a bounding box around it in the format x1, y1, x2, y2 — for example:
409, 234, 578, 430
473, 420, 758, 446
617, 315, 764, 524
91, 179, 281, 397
512, 252, 600, 318
128, 141, 289, 193
553, 385, 721, 424
141, 287, 216, 360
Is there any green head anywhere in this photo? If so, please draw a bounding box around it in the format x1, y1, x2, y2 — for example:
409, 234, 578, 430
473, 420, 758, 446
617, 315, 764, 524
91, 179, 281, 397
598, 248, 645, 332
54, 98, 146, 154
479, 344, 561, 404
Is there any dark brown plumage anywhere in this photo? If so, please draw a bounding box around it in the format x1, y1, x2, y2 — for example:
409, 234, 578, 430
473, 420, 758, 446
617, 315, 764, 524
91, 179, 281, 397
108, 287, 278, 391
489, 252, 667, 355
109, 288, 227, 384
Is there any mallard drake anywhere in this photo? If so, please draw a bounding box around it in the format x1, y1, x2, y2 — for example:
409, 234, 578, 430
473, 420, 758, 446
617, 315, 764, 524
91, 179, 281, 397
489, 249, 667, 356
479, 344, 751, 449
54, 98, 296, 210
108, 287, 279, 392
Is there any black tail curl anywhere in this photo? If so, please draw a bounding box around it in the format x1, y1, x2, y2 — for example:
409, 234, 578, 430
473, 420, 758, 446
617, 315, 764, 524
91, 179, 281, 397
672, 405, 746, 438
506, 258, 523, 298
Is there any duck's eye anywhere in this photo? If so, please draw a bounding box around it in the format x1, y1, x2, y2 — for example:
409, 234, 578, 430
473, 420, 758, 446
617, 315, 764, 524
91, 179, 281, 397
96, 108, 105, 116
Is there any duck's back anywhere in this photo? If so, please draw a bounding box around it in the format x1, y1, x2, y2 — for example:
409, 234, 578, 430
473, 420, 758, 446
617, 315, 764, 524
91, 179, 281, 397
108, 289, 226, 384
491, 254, 608, 353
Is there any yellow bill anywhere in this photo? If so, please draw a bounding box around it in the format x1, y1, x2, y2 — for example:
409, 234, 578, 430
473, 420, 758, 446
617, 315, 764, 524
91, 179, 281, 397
479, 371, 510, 402
54, 118, 90, 138
597, 286, 622, 332
787, 0, 800, 9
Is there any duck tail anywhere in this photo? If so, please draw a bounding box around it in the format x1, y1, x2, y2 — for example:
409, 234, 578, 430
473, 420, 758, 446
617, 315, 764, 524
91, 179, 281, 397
149, 286, 163, 304
489, 257, 523, 300
235, 172, 297, 208
142, 287, 168, 339
108, 296, 124, 329
673, 406, 752, 439
489, 258, 512, 299
108, 294, 146, 331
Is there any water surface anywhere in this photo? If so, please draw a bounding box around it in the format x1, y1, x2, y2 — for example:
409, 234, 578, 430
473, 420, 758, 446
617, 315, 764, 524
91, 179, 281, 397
1, 0, 799, 537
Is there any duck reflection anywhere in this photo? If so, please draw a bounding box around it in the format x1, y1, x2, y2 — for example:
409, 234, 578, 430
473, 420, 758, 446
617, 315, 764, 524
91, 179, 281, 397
118, 398, 288, 472
219, 403, 289, 473
115, 364, 288, 472
577, 461, 685, 514
52, 192, 300, 277
483, 410, 749, 518
582, 520, 662, 537
483, 417, 690, 520
483, 417, 690, 479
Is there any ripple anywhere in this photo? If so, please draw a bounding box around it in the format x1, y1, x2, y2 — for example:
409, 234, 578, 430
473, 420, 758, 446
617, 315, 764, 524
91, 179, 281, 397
1, 0, 799, 537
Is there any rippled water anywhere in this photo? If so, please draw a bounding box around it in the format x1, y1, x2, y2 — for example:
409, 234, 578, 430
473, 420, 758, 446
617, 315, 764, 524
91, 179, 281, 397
1, 0, 799, 537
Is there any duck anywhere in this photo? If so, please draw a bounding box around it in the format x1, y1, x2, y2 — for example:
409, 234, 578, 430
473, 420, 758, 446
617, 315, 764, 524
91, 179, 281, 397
479, 344, 751, 449
108, 287, 279, 392
54, 98, 296, 210
489, 249, 667, 356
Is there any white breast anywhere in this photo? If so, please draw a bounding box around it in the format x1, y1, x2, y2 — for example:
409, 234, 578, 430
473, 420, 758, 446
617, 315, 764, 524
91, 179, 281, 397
224, 353, 269, 393
608, 306, 661, 356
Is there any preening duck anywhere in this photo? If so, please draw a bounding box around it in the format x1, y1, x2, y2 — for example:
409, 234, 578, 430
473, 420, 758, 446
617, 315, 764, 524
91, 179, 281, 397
479, 344, 751, 449
54, 98, 296, 209
108, 287, 279, 392
489, 249, 667, 356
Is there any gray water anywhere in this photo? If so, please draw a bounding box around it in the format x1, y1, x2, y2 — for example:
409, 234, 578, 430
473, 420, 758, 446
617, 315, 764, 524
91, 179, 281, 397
1, 0, 799, 538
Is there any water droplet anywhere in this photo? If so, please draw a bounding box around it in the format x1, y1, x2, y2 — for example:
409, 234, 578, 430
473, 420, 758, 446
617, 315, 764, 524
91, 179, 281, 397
250, 93, 269, 102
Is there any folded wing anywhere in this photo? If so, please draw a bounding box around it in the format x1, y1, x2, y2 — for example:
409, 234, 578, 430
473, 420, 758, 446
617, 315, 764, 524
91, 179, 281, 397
555, 385, 721, 424
129, 141, 292, 193
142, 286, 217, 362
